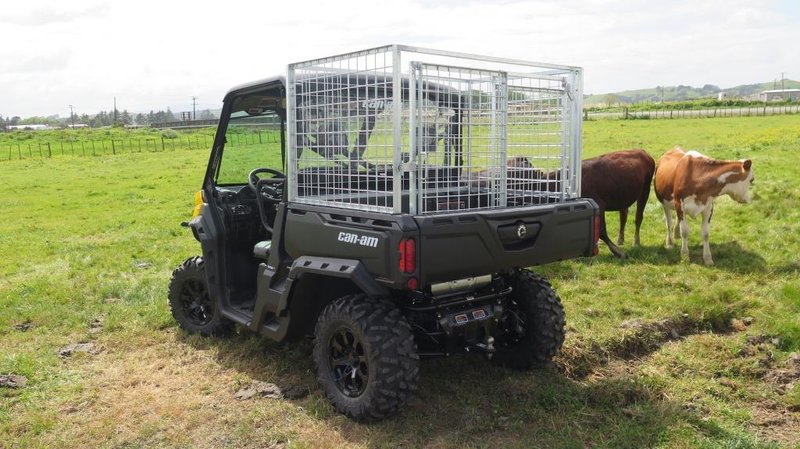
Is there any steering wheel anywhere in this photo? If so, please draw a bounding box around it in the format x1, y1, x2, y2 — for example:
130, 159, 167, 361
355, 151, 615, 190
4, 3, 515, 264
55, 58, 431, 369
247, 168, 286, 233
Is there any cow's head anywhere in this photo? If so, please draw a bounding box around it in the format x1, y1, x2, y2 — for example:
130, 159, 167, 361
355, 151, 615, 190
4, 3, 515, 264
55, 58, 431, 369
722, 159, 754, 203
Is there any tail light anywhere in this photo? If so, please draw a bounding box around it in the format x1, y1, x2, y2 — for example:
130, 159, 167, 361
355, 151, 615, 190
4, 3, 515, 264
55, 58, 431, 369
398, 238, 416, 273
592, 214, 601, 256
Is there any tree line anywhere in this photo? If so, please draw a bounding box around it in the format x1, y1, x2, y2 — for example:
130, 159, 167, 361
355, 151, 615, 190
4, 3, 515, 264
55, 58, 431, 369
0, 108, 217, 130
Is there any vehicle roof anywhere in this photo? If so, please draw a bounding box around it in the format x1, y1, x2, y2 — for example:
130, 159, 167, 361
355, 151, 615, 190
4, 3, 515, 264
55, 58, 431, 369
223, 75, 286, 100
222, 73, 462, 107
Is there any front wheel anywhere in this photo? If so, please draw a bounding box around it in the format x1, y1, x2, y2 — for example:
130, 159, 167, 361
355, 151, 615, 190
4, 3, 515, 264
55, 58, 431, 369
493, 270, 566, 369
168, 256, 233, 336
313, 294, 419, 421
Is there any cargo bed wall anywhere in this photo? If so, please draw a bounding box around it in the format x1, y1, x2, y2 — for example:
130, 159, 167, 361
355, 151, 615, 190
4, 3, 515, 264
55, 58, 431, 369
414, 200, 597, 285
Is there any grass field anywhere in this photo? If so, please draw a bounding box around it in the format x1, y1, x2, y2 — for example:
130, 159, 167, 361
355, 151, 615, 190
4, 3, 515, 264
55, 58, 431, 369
2, 116, 800, 448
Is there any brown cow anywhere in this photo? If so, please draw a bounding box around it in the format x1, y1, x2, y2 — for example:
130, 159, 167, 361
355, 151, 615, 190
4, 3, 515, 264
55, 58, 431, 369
581, 149, 655, 258
654, 146, 754, 265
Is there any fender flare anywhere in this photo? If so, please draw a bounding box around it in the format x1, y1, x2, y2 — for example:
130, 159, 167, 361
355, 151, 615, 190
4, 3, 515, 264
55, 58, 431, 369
285, 256, 389, 301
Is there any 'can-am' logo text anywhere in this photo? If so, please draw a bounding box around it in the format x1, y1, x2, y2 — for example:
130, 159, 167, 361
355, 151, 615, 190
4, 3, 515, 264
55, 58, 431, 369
338, 232, 379, 248
361, 99, 393, 110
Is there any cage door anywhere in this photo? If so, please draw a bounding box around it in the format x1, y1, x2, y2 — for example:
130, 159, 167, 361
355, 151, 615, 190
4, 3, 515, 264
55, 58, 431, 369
410, 62, 508, 215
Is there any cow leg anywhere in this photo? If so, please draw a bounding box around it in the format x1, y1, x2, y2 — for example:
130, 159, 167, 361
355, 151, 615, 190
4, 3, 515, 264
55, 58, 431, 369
662, 202, 674, 249
676, 202, 690, 262
634, 189, 648, 247
618, 208, 628, 246
701, 204, 714, 266
599, 209, 624, 258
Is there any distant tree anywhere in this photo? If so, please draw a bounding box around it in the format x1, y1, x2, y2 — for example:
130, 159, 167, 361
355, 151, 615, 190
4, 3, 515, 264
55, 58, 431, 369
10, 116, 21, 126
90, 110, 111, 128
120, 110, 132, 126
164, 108, 176, 122
0, 115, 5, 131
605, 94, 619, 107
134, 113, 147, 126
198, 109, 215, 120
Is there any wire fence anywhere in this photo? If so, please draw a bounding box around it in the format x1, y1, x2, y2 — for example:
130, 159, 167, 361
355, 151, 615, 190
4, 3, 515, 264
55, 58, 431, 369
0, 130, 280, 162
2, 103, 796, 162
585, 104, 800, 120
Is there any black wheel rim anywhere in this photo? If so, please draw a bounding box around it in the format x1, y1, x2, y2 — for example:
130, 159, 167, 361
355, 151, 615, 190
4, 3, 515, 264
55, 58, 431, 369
179, 279, 213, 326
328, 326, 368, 397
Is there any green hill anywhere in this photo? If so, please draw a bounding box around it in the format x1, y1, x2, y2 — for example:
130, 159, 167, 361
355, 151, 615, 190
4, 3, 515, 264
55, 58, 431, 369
585, 79, 800, 105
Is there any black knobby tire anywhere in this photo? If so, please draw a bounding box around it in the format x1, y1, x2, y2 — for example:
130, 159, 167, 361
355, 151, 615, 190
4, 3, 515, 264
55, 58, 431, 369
493, 270, 566, 370
313, 294, 419, 421
168, 256, 233, 336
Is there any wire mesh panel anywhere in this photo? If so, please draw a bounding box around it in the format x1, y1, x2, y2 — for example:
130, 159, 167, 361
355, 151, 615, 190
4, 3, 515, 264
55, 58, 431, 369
288, 47, 400, 214
411, 63, 507, 214
287, 45, 582, 215
505, 73, 576, 203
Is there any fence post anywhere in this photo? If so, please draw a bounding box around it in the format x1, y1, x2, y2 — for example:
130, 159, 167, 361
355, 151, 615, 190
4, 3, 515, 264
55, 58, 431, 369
47, 143, 51, 158
161, 137, 165, 152
111, 140, 116, 155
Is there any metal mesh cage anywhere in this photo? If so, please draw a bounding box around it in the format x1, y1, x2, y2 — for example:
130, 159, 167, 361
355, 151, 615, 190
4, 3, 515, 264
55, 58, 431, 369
287, 45, 582, 215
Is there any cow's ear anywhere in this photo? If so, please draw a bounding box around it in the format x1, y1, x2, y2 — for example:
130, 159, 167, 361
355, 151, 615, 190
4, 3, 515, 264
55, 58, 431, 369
743, 159, 752, 171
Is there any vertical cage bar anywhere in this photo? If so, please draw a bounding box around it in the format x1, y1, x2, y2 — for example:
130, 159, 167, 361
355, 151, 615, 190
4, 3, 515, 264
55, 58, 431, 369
571, 68, 583, 197
287, 65, 298, 202
496, 72, 508, 208
408, 61, 420, 215
391, 45, 403, 214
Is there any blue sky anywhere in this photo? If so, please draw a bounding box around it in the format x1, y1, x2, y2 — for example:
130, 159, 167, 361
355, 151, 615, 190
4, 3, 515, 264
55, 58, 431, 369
1, 0, 797, 118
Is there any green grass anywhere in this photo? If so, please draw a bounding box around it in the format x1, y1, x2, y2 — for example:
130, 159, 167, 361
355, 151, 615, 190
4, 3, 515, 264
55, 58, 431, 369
2, 116, 800, 448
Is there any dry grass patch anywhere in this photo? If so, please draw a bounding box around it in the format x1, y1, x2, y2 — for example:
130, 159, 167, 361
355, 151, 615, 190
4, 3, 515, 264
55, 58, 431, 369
36, 330, 361, 449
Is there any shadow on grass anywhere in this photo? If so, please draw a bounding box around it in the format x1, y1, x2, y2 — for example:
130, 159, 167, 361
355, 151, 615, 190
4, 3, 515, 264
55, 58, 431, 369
582, 241, 767, 274
178, 332, 762, 449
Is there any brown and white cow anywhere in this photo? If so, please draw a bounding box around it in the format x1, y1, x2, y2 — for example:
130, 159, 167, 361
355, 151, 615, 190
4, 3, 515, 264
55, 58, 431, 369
654, 146, 754, 265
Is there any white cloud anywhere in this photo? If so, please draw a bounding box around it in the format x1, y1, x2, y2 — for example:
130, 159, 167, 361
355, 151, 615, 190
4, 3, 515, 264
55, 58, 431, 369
1, 0, 797, 117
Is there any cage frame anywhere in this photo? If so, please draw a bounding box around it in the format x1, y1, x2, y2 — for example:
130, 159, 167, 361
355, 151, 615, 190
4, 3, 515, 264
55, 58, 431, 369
286, 44, 583, 215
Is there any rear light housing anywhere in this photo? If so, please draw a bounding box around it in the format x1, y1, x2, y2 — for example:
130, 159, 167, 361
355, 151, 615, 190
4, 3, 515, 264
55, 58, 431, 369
398, 238, 416, 273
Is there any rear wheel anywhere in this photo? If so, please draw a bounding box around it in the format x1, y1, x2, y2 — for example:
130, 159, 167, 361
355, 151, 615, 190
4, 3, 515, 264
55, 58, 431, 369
168, 256, 233, 336
493, 270, 565, 369
313, 294, 418, 421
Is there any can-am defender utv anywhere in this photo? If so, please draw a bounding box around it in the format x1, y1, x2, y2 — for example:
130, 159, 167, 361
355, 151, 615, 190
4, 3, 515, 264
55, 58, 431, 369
169, 45, 600, 421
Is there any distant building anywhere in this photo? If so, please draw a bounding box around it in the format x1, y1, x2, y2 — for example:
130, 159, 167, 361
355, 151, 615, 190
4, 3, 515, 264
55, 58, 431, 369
717, 92, 728, 100
759, 89, 800, 102
7, 124, 49, 130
